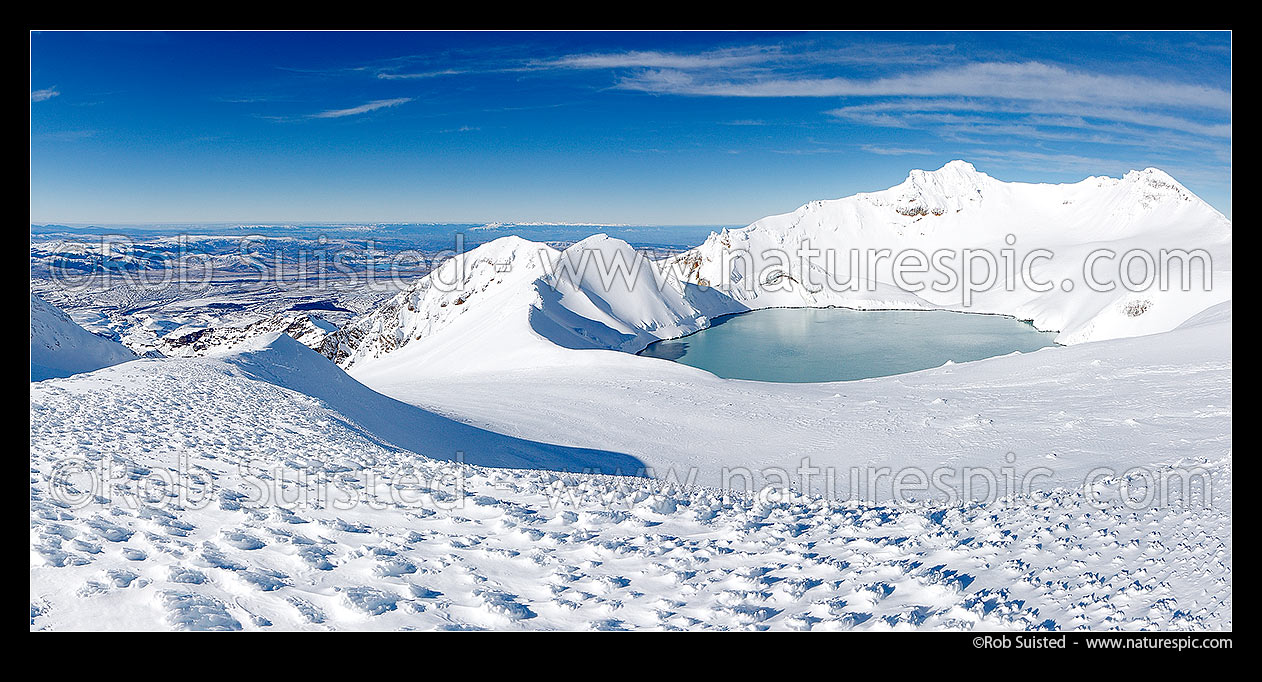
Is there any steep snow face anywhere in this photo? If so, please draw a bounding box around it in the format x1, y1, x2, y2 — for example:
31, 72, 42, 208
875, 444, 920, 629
536, 234, 745, 353
344, 234, 744, 376
674, 162, 1231, 344
30, 294, 135, 381
341, 236, 558, 369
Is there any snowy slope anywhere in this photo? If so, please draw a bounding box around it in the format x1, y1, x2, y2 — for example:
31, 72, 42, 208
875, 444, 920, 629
218, 333, 642, 473
31, 293, 136, 381
357, 301, 1232, 502
30, 330, 1231, 630
32, 331, 639, 474
673, 161, 1231, 344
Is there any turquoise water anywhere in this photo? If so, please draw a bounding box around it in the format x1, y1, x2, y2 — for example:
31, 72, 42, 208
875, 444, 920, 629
638, 308, 1059, 383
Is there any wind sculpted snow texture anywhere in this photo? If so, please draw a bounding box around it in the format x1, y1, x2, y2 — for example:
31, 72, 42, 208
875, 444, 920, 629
31, 163, 1232, 630
28, 334, 1233, 630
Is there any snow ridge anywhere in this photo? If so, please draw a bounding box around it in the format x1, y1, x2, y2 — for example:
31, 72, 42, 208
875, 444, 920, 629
341, 234, 745, 372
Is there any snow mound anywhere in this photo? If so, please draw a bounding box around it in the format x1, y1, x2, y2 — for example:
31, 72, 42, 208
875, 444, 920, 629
1176, 300, 1233, 330
31, 293, 135, 381
534, 234, 745, 352
340, 236, 556, 368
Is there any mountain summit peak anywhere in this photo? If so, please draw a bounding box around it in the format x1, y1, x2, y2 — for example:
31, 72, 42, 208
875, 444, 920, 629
937, 159, 979, 173
888, 160, 993, 216
907, 160, 990, 182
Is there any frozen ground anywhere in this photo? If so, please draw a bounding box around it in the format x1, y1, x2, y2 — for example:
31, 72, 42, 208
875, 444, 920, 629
29, 334, 1231, 630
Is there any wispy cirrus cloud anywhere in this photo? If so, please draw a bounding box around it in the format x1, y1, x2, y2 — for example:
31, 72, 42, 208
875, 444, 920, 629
262, 38, 1228, 190
363, 46, 782, 80
377, 68, 476, 81
826, 99, 1232, 139
615, 61, 1229, 112
533, 43, 954, 71
860, 144, 934, 156
591, 54, 1228, 167
365, 42, 954, 81
309, 97, 413, 119
538, 46, 786, 71
31, 86, 59, 102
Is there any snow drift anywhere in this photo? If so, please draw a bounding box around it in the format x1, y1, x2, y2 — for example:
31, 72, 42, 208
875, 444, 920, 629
219, 332, 645, 473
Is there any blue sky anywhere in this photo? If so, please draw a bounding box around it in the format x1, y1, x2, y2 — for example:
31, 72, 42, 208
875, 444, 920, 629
30, 31, 1232, 225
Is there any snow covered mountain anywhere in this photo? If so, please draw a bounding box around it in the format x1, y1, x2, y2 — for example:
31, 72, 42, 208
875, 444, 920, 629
340, 162, 1231, 378
340, 234, 744, 372
672, 161, 1232, 344
30, 293, 136, 381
